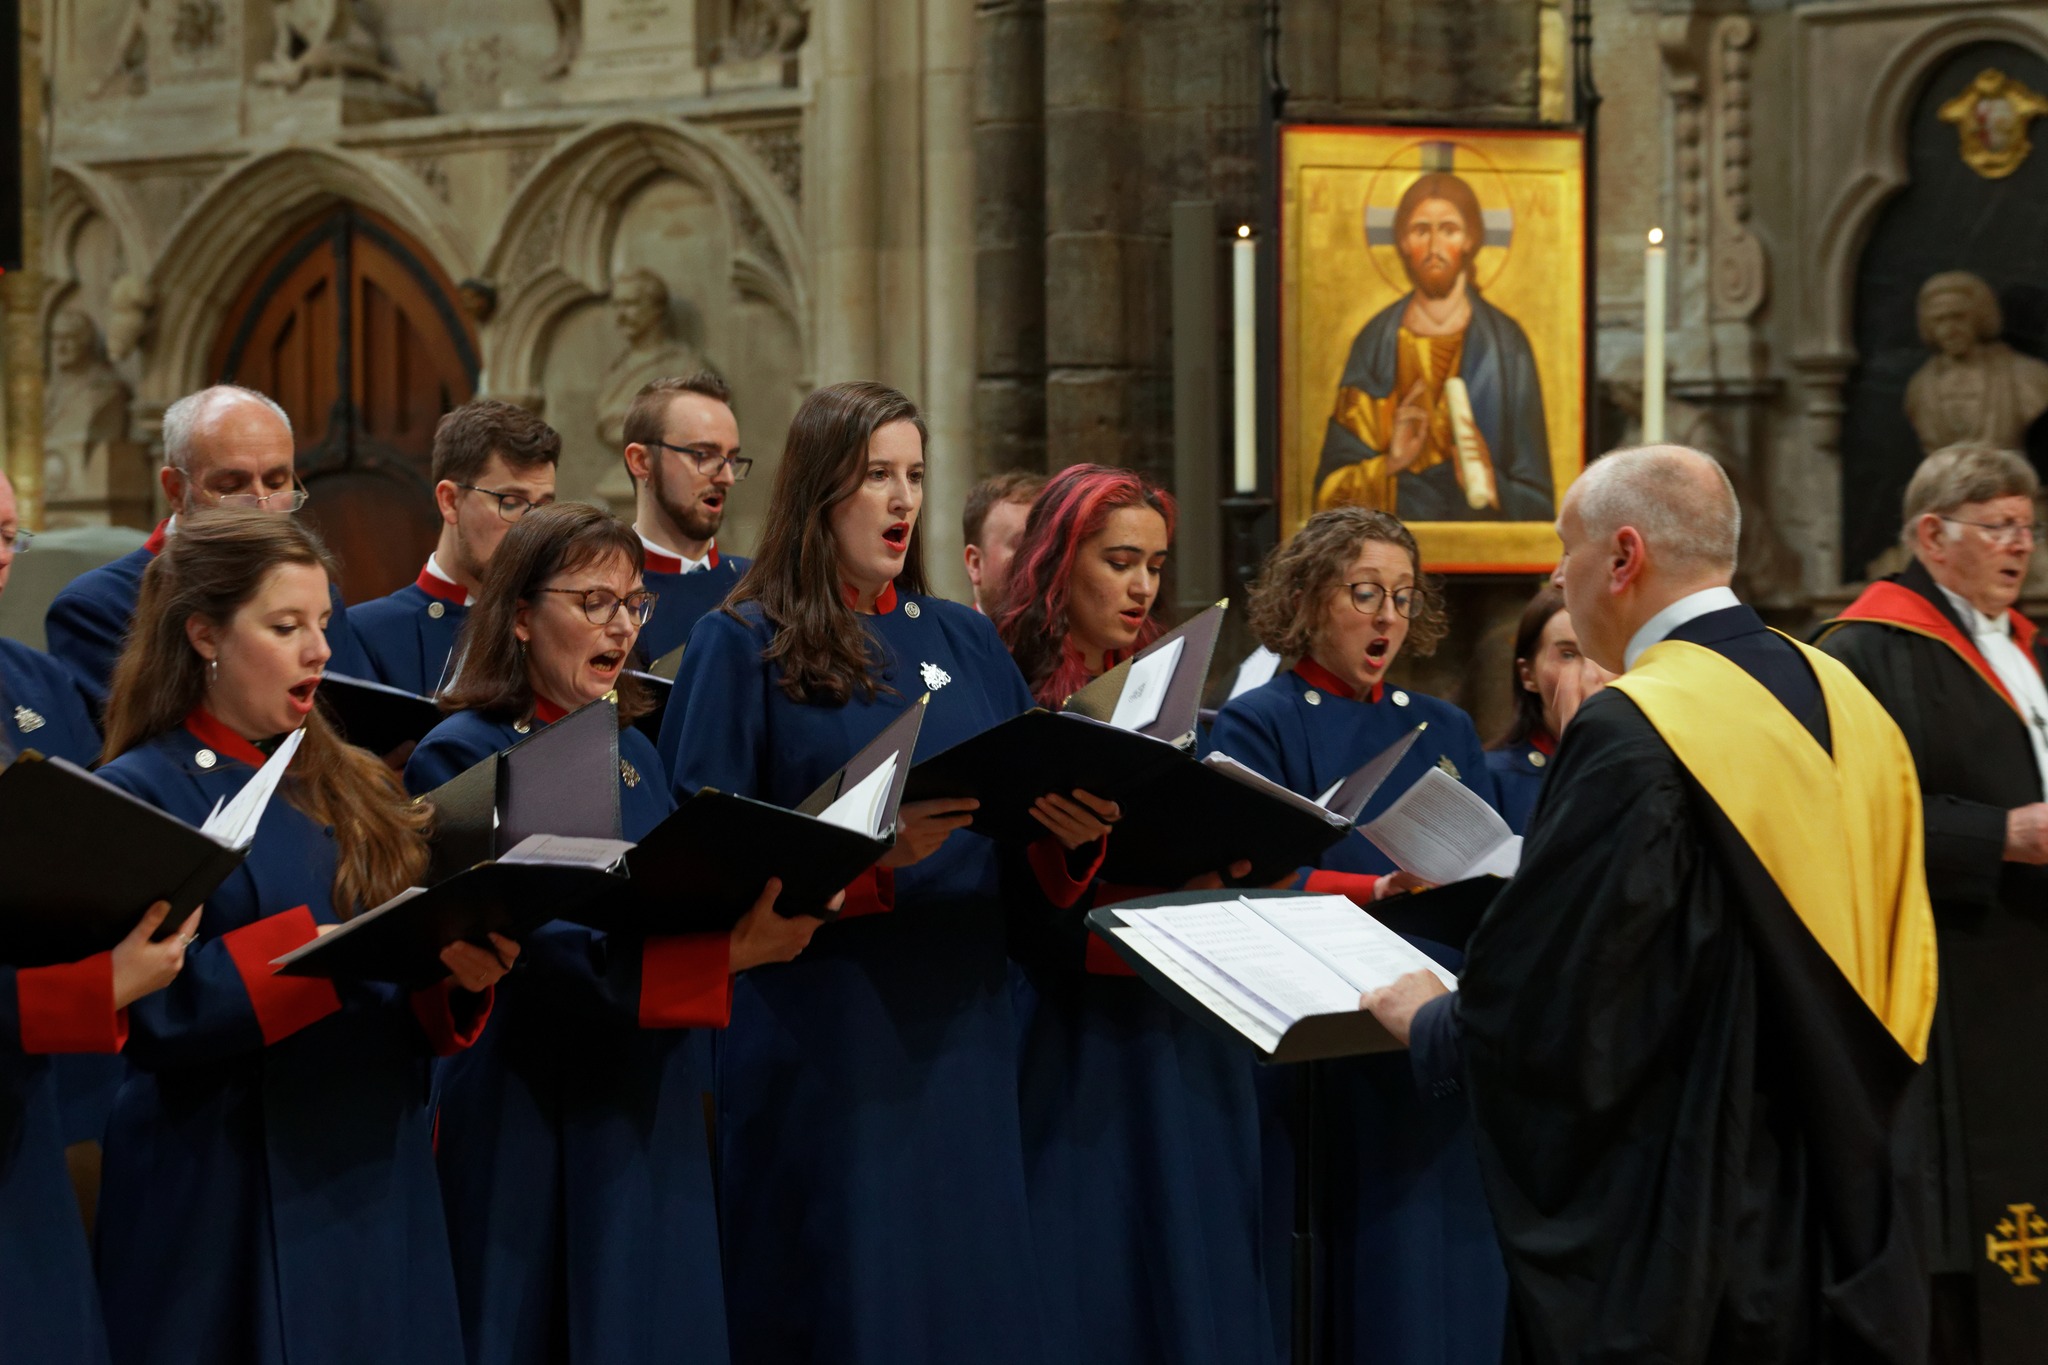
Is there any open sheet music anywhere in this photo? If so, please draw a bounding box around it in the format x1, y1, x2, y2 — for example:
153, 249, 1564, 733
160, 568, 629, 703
1360, 767, 1521, 883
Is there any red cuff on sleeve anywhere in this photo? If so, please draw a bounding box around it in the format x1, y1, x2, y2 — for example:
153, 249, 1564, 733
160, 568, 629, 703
1028, 835, 1108, 909
1303, 869, 1381, 908
640, 934, 734, 1029
224, 906, 342, 1045
411, 979, 493, 1056
1083, 932, 1138, 977
839, 866, 897, 919
18, 952, 128, 1054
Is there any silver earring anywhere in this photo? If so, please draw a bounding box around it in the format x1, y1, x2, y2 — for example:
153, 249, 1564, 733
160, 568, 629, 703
206, 658, 218, 687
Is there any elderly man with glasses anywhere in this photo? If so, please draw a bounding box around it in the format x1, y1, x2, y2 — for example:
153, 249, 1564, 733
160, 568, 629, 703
1817, 443, 2048, 1365
616, 370, 753, 665
42, 384, 369, 715
349, 399, 561, 697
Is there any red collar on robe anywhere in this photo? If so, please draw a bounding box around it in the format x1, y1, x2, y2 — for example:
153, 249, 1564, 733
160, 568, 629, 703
1530, 729, 1557, 756
144, 519, 171, 556
531, 694, 570, 727
641, 538, 719, 576
414, 563, 470, 607
1068, 639, 1130, 679
1830, 579, 2039, 716
182, 707, 271, 768
1292, 657, 1384, 705
841, 581, 899, 615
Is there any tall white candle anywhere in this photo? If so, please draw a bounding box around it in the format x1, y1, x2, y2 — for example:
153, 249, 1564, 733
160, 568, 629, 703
1232, 225, 1257, 494
1643, 227, 1667, 444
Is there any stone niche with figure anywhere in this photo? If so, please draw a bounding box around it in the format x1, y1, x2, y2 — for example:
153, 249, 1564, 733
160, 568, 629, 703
1904, 271, 2048, 454
42, 307, 150, 527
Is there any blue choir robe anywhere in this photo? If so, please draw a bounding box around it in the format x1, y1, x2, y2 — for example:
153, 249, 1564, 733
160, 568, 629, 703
1483, 736, 1553, 837
93, 712, 486, 1365
406, 705, 732, 1365
1206, 661, 1508, 1365
637, 542, 748, 665
44, 520, 371, 716
658, 585, 1049, 1365
349, 563, 469, 696
1006, 848, 1279, 1365
1, 639, 128, 1147
0, 954, 127, 1365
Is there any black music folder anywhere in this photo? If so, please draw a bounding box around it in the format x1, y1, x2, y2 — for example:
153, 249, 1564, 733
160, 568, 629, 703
0, 737, 300, 966
278, 697, 628, 984
1098, 725, 1427, 886
1084, 888, 1462, 1063
589, 696, 927, 935
624, 669, 673, 743
318, 673, 444, 756
903, 603, 1227, 843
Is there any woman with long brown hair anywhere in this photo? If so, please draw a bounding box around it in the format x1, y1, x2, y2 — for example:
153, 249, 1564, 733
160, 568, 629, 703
656, 381, 1087, 1365
408, 502, 814, 1365
994, 462, 1279, 1365
1484, 584, 1611, 834
92, 510, 516, 1365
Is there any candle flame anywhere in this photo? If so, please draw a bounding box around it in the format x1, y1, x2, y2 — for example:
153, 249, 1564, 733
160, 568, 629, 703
1237, 225, 1252, 239
1647, 227, 1665, 246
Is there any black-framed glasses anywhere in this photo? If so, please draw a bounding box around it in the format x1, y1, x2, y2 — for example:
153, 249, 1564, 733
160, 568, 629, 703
536, 587, 658, 626
199, 479, 309, 512
1941, 515, 2045, 547
1346, 582, 1429, 618
0, 527, 32, 556
458, 484, 555, 522
646, 440, 752, 481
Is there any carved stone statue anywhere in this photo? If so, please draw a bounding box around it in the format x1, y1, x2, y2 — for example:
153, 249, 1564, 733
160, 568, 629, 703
1904, 270, 2048, 453
104, 275, 158, 363
254, 0, 425, 101
43, 310, 134, 506
724, 0, 809, 62
593, 269, 704, 450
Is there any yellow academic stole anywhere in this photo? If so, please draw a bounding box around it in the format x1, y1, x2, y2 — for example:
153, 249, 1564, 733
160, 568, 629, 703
1609, 637, 1938, 1062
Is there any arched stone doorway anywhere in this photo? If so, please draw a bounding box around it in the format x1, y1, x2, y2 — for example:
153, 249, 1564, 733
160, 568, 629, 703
209, 205, 478, 603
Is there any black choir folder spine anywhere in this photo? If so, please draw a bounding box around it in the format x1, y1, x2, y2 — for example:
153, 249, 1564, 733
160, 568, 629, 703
902, 603, 1227, 844
0, 750, 248, 966
317, 673, 444, 757
277, 695, 926, 983
1083, 880, 1503, 1064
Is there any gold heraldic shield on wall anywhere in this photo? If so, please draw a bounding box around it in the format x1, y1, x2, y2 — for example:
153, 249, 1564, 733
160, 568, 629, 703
1281, 126, 1586, 572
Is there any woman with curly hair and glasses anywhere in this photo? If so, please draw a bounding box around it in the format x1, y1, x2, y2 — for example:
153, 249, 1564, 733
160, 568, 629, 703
1207, 506, 1507, 1365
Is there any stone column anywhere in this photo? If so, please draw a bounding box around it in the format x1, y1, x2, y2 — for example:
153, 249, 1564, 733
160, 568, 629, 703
974, 0, 1046, 474
3, 0, 43, 528
812, 0, 879, 382
924, 0, 978, 602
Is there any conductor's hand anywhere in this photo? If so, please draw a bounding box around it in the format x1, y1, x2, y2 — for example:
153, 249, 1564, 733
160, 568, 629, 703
1359, 969, 1450, 1047
1030, 789, 1120, 851
1387, 378, 1431, 474
2006, 803, 2048, 864
112, 902, 200, 1010
881, 798, 980, 868
1371, 871, 1429, 902
440, 934, 520, 994
730, 877, 826, 972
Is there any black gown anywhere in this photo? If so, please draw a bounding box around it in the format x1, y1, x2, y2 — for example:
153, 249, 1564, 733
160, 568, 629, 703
1454, 607, 1933, 1365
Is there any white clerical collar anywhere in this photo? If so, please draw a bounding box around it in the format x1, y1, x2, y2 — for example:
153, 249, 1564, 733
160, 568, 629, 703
1936, 583, 2012, 640
1623, 585, 1742, 672
638, 529, 710, 575
423, 553, 475, 606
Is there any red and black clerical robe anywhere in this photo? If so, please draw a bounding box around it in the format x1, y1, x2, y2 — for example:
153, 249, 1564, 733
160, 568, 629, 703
1817, 560, 2048, 1365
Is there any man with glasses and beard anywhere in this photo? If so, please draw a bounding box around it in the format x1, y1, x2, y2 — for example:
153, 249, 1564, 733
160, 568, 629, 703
1315, 171, 1554, 522
43, 383, 370, 714
350, 399, 561, 696
618, 372, 753, 663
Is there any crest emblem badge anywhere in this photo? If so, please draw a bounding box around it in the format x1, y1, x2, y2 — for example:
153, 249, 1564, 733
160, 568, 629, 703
12, 705, 44, 734
919, 661, 952, 691
1987, 1202, 2048, 1286
1939, 69, 2048, 180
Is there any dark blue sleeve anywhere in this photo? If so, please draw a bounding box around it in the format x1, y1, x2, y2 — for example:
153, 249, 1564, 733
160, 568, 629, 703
1205, 692, 1292, 783
661, 611, 772, 801
1445, 709, 1499, 812
404, 719, 497, 797
43, 579, 128, 713
324, 587, 373, 679
1408, 990, 1465, 1100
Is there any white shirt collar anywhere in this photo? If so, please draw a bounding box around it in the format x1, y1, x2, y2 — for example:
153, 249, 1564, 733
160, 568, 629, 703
638, 529, 709, 574
423, 553, 475, 606
1623, 585, 1743, 672
1936, 583, 2012, 640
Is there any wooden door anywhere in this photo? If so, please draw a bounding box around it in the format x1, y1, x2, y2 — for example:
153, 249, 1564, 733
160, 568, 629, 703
210, 207, 478, 603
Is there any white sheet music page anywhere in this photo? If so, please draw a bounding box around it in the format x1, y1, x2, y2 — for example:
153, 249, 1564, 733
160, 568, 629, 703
1226, 646, 1282, 701
1111, 925, 1286, 1052
497, 834, 635, 869
200, 726, 307, 849
1120, 900, 1360, 1029
1360, 767, 1521, 884
817, 753, 898, 838
1108, 635, 1186, 732
1241, 894, 1458, 993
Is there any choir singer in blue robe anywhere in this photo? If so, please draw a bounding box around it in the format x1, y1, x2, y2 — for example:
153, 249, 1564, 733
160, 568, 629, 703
1207, 506, 1507, 1365
92, 511, 517, 1365
659, 381, 1062, 1365
408, 502, 816, 1365
1483, 585, 1610, 835
993, 462, 1278, 1365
